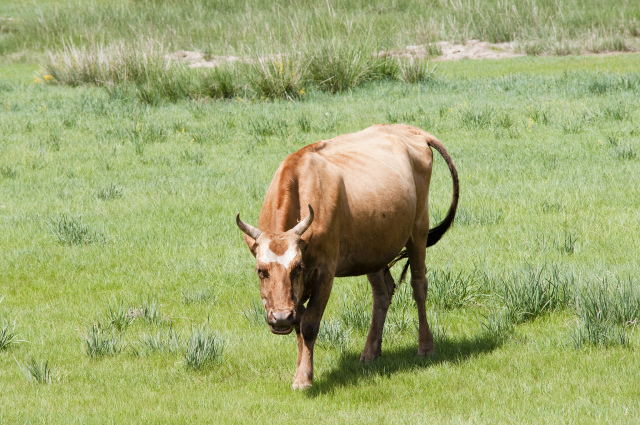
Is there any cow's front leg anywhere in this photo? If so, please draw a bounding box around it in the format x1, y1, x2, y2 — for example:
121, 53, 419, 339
292, 272, 334, 389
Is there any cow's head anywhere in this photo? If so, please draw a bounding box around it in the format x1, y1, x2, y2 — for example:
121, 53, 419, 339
236, 206, 314, 335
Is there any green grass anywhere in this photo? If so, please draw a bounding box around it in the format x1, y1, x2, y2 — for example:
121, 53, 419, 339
1, 0, 640, 59
1, 54, 640, 423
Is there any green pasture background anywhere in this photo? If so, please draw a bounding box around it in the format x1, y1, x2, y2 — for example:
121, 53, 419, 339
1, 54, 639, 423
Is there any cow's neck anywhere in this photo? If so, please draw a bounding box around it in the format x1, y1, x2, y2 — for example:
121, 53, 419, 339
273, 175, 301, 233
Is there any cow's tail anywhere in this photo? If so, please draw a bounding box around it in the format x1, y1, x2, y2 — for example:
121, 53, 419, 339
388, 135, 459, 282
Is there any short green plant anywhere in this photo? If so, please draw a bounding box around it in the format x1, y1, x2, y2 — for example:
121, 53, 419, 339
20, 358, 54, 384
47, 213, 107, 245
0, 318, 18, 350
498, 266, 572, 324
243, 299, 267, 327
0, 166, 18, 179
479, 307, 515, 343
182, 322, 224, 370
339, 294, 371, 333
83, 324, 121, 358
459, 106, 494, 129
455, 207, 503, 226
137, 324, 181, 356
428, 269, 482, 310
181, 149, 204, 165
318, 318, 351, 351
398, 58, 437, 84
181, 285, 215, 305
96, 183, 123, 201
103, 299, 134, 332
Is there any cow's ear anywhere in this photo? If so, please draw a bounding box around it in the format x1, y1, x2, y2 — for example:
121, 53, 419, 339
243, 234, 259, 257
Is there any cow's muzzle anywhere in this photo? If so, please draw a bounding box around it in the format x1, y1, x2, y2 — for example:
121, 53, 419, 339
268, 309, 296, 335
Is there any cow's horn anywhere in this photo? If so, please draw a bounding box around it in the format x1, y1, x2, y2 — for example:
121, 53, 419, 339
236, 213, 262, 240
292, 205, 314, 236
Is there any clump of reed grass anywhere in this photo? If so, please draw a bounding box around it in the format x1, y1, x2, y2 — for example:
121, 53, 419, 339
96, 183, 123, 201
0, 317, 18, 350
103, 299, 134, 332
318, 318, 351, 351
498, 265, 572, 324
0, 165, 18, 179
248, 55, 308, 100
20, 358, 54, 384
306, 41, 394, 93
479, 307, 515, 343
182, 322, 224, 370
428, 269, 483, 309
181, 285, 215, 305
137, 324, 181, 356
47, 213, 107, 245
83, 324, 121, 358
397, 58, 436, 84
339, 293, 371, 333
243, 299, 267, 327
571, 277, 638, 347
41, 39, 169, 87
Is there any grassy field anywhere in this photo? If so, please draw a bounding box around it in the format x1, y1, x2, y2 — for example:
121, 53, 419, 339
1, 52, 639, 423
1, 0, 640, 422
1, 0, 640, 59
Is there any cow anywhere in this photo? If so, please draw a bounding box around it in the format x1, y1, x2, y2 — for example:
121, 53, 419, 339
236, 124, 459, 389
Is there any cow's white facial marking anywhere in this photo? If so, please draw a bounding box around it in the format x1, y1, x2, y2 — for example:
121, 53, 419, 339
257, 238, 298, 268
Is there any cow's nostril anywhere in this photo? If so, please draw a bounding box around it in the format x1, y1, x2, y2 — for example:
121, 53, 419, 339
271, 310, 294, 325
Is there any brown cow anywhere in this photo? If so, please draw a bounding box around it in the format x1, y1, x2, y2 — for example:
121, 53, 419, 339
236, 124, 459, 389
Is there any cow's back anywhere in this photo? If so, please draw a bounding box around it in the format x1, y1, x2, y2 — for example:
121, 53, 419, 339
261, 124, 435, 277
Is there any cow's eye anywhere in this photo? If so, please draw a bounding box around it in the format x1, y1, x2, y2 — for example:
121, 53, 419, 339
257, 269, 268, 279
293, 263, 304, 274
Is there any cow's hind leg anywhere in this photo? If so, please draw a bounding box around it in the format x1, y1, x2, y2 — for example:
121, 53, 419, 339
360, 267, 395, 363
405, 237, 435, 356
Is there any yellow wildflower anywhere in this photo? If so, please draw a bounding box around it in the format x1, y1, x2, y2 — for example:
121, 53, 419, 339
44, 75, 53, 82
34, 76, 42, 83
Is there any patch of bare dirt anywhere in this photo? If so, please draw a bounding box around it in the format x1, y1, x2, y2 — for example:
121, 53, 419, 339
385, 40, 525, 61
169, 40, 525, 68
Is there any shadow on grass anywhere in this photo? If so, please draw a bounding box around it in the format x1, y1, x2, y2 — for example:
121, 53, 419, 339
305, 333, 503, 397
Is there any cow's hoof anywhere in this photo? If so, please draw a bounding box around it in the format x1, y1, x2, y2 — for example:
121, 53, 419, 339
417, 347, 435, 357
359, 351, 381, 363
292, 380, 312, 390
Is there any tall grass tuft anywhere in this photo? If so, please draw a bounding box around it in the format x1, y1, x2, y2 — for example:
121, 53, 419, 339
83, 324, 121, 358
0, 166, 18, 179
47, 213, 107, 245
96, 183, 123, 201
571, 314, 628, 348
307, 41, 393, 93
243, 299, 267, 326
318, 319, 351, 351
137, 324, 181, 356
103, 299, 134, 332
498, 265, 572, 324
0, 318, 18, 350
398, 58, 437, 84
181, 285, 215, 305
182, 322, 224, 370
339, 293, 371, 333
248, 55, 308, 100
20, 358, 54, 384
41, 39, 168, 87
479, 307, 515, 343
428, 269, 483, 309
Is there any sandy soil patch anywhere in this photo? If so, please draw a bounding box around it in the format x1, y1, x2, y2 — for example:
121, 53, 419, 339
169, 39, 524, 68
